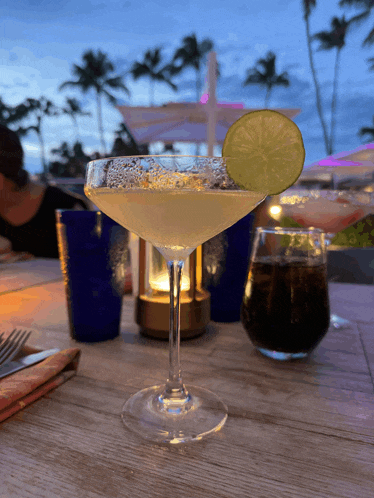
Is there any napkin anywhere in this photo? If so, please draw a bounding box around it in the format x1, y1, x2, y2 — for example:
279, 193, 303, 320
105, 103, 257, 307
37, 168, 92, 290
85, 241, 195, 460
0, 332, 81, 423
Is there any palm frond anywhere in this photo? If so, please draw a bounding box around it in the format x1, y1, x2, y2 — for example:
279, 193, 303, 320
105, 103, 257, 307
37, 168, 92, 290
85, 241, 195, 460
348, 9, 371, 26
131, 62, 151, 79
313, 30, 337, 50
363, 26, 374, 44
181, 34, 198, 53
339, 0, 374, 8
257, 52, 276, 75
155, 71, 177, 90
172, 47, 190, 64
145, 47, 162, 67
302, 0, 317, 19
172, 34, 213, 71
165, 62, 183, 76
101, 89, 117, 105
275, 73, 290, 86
16, 124, 39, 136
200, 39, 214, 56
367, 56, 374, 69
243, 70, 266, 86
243, 50, 290, 106
313, 15, 356, 50
358, 126, 374, 140
104, 76, 130, 94
59, 79, 91, 93
65, 97, 81, 113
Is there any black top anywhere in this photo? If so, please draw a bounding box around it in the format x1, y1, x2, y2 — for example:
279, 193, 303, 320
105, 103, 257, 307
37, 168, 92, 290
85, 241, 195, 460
0, 185, 90, 258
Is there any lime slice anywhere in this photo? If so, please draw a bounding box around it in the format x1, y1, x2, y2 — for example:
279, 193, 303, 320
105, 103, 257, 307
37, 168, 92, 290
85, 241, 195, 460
222, 110, 305, 195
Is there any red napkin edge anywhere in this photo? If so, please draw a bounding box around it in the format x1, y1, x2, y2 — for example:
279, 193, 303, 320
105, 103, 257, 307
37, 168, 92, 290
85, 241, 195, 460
0, 346, 81, 423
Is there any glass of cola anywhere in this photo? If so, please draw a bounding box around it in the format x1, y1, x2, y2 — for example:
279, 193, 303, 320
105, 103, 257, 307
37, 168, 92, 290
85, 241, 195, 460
241, 227, 330, 360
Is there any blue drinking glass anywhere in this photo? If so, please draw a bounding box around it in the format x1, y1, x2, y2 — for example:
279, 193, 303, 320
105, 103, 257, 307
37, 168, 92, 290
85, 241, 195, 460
204, 211, 255, 322
56, 210, 128, 342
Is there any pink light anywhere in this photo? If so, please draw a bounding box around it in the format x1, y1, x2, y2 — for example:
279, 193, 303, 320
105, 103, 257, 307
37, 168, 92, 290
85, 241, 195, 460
200, 93, 209, 104
200, 92, 244, 108
329, 143, 374, 160
320, 159, 366, 167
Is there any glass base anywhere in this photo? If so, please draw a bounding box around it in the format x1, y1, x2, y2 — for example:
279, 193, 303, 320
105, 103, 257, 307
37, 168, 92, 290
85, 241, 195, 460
121, 384, 228, 444
330, 314, 351, 329
257, 347, 308, 361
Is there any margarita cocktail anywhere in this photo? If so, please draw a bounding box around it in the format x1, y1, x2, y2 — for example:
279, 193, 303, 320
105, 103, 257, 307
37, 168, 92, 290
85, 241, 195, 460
85, 155, 265, 443
86, 188, 264, 260
84, 110, 305, 444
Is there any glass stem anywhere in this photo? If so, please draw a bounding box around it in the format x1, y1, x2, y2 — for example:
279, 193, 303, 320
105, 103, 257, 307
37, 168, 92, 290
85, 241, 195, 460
163, 260, 189, 402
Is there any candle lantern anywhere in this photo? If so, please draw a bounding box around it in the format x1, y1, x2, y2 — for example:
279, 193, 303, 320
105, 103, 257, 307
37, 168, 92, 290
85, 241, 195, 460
135, 238, 210, 339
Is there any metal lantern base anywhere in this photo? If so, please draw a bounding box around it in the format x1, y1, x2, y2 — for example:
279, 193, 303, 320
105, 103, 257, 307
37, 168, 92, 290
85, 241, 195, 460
135, 290, 211, 340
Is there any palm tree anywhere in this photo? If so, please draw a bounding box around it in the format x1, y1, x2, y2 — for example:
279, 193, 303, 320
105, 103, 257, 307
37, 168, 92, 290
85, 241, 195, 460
13, 97, 59, 177
313, 16, 353, 155
243, 51, 290, 108
161, 143, 180, 154
111, 122, 144, 156
61, 97, 91, 141
49, 141, 90, 178
172, 33, 214, 102
130, 47, 178, 105
339, 0, 374, 45
0, 98, 14, 126
302, 0, 330, 155
358, 115, 374, 141
59, 49, 130, 155
367, 55, 374, 69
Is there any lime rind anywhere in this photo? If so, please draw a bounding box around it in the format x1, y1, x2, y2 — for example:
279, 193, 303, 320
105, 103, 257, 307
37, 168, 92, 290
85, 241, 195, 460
222, 110, 305, 195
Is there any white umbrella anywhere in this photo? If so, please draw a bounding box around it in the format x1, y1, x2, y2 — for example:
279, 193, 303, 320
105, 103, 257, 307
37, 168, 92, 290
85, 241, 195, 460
329, 142, 374, 163
117, 52, 301, 153
307, 143, 374, 176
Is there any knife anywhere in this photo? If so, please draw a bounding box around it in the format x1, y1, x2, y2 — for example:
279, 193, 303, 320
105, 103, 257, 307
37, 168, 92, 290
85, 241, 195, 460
0, 349, 60, 380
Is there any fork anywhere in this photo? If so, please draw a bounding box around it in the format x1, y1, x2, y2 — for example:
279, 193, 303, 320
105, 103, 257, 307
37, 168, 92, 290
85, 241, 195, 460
0, 329, 32, 366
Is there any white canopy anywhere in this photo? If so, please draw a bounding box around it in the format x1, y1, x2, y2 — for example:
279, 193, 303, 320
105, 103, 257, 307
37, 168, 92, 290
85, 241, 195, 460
307, 143, 374, 176
117, 52, 301, 154
117, 102, 300, 144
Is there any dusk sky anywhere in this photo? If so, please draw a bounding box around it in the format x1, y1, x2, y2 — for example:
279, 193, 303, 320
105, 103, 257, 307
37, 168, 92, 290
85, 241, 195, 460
1, 0, 374, 174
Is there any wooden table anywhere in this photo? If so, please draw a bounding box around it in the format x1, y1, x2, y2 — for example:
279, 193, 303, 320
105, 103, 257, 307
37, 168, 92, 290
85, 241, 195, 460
1, 259, 374, 498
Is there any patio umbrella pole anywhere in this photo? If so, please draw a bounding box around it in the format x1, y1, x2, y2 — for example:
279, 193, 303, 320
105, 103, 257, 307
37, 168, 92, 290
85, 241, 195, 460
207, 51, 217, 157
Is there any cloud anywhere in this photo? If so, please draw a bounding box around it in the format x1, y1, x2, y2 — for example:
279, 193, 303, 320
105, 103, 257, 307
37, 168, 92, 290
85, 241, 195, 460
1, 0, 109, 22
0, 47, 71, 105
0, 80, 30, 90
24, 142, 40, 153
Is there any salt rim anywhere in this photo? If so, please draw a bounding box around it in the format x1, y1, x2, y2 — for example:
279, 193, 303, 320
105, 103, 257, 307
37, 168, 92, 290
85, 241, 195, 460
86, 156, 241, 191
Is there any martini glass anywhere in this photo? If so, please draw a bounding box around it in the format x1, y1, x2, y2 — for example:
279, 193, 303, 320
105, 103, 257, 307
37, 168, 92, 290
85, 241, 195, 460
270, 189, 374, 328
85, 155, 265, 443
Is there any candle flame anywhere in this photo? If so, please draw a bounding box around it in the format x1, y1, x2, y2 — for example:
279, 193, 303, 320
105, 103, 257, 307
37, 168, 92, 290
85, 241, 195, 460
150, 274, 190, 292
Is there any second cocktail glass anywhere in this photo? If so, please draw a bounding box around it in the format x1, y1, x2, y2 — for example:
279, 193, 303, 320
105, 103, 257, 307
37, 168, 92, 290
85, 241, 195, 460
85, 155, 265, 443
275, 189, 374, 243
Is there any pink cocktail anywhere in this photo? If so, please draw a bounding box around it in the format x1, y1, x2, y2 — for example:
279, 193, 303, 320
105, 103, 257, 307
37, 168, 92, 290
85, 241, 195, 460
277, 190, 373, 243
